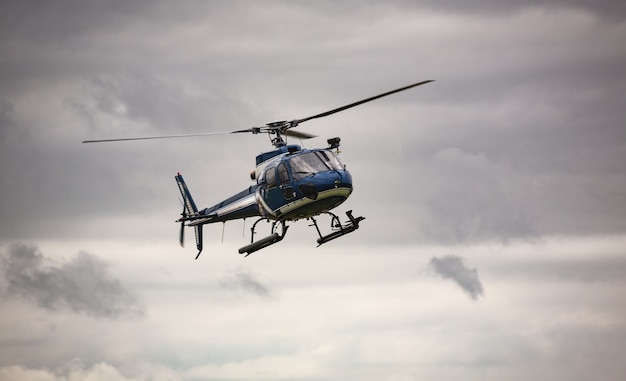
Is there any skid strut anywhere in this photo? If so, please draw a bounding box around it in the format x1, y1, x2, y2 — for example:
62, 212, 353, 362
310, 210, 365, 246
238, 219, 288, 256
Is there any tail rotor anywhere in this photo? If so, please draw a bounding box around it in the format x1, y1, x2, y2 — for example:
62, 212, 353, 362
175, 172, 204, 258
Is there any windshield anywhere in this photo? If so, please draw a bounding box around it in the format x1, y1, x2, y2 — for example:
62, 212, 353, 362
320, 149, 343, 170
289, 150, 343, 180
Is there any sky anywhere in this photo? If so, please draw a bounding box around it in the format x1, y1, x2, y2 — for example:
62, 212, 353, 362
1, 0, 625, 380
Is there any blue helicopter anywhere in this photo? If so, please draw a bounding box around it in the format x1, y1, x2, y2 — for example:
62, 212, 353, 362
84, 80, 433, 258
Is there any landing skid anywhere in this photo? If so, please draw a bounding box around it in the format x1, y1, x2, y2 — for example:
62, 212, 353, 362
310, 210, 365, 246
238, 210, 365, 256
239, 219, 288, 256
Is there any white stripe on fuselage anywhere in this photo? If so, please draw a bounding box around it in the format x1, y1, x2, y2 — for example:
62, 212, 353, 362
216, 193, 257, 217
189, 193, 257, 226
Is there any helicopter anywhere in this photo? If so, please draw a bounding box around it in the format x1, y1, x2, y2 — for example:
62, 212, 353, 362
83, 80, 433, 258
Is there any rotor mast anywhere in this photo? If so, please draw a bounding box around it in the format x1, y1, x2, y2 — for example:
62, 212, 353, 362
259, 120, 303, 147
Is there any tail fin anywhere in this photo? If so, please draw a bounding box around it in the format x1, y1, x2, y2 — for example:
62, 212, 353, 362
175, 172, 204, 259
176, 172, 198, 215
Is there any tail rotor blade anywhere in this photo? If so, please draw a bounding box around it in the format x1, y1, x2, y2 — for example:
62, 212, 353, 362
179, 220, 185, 247
178, 199, 186, 247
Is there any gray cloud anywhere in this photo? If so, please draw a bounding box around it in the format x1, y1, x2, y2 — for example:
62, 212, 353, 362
219, 270, 271, 297
0, 243, 143, 318
368, 0, 626, 20
487, 257, 626, 283
430, 255, 484, 299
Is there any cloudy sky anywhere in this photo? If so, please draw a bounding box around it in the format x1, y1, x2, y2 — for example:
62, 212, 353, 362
1, 1, 625, 380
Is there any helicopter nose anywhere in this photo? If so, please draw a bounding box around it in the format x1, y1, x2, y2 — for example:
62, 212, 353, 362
296, 170, 352, 201
336, 170, 352, 188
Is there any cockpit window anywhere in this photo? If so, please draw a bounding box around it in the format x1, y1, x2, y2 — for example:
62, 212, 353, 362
265, 166, 277, 188
289, 151, 343, 180
278, 162, 289, 185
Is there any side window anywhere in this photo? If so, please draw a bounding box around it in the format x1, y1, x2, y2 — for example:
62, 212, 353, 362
265, 167, 277, 189
278, 163, 290, 186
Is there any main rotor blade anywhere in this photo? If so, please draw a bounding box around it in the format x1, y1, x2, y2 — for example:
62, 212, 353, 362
283, 129, 317, 139
294, 80, 434, 124
82, 130, 252, 143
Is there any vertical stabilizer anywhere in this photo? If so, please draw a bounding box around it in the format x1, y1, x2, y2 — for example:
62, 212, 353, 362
175, 172, 198, 214
175, 172, 204, 259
